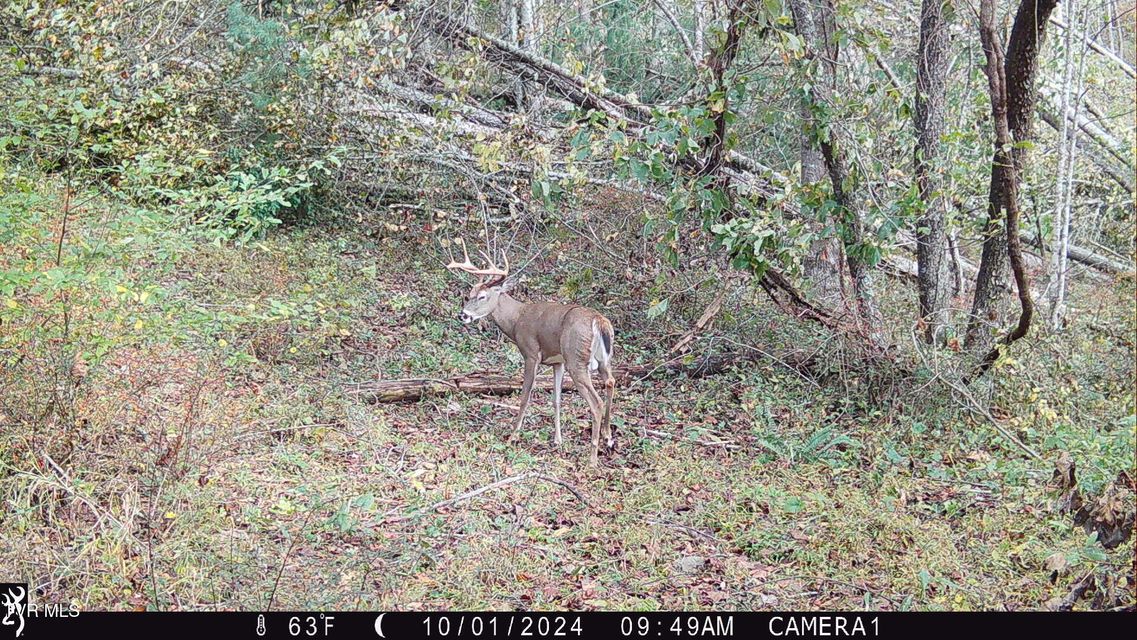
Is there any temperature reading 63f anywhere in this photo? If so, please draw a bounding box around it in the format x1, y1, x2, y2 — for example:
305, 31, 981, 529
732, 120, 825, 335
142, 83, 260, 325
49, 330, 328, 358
289, 614, 335, 637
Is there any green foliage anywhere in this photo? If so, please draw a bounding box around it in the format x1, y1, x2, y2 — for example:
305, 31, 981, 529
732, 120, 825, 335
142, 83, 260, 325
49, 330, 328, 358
226, 2, 310, 111
162, 153, 341, 244
754, 425, 858, 465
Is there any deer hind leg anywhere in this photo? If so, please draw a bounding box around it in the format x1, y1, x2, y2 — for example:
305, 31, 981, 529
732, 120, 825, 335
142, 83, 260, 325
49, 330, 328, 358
598, 363, 615, 450
569, 368, 604, 466
552, 363, 564, 447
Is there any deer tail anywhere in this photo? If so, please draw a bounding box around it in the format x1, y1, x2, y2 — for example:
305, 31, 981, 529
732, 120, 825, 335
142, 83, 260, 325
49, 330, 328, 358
590, 317, 614, 371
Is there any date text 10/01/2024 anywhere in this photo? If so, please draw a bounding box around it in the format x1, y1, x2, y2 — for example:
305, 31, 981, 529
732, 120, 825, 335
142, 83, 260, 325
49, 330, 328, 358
419, 615, 879, 637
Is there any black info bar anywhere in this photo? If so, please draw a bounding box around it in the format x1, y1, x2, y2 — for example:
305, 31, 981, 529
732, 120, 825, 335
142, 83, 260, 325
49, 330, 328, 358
12, 610, 1126, 639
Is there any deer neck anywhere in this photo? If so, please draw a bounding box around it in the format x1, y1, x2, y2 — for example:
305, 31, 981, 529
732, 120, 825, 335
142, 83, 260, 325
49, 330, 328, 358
490, 293, 525, 342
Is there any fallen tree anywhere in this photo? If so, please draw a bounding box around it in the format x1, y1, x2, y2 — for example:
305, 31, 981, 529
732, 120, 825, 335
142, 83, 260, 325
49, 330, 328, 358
354, 351, 779, 403
414, 6, 789, 200
1037, 88, 1135, 195
409, 7, 1130, 285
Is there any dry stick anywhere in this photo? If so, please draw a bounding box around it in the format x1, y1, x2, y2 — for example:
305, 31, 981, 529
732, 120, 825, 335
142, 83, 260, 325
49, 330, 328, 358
37, 453, 142, 544
908, 325, 1043, 462
642, 427, 740, 450
266, 499, 330, 611
670, 287, 728, 355
397, 472, 593, 521
643, 516, 723, 545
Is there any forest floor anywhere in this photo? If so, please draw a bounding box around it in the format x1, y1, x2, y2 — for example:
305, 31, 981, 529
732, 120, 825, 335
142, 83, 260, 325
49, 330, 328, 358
2, 180, 1134, 611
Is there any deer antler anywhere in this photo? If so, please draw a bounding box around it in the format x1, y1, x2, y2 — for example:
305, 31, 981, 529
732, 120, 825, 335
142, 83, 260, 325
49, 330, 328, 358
445, 239, 509, 281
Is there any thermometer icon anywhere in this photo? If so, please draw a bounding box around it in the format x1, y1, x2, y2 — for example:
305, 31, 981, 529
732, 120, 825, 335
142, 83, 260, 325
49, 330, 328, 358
256, 614, 266, 636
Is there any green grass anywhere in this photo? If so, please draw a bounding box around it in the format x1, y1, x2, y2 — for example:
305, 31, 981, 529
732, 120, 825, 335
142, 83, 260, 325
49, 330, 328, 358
1, 178, 1134, 611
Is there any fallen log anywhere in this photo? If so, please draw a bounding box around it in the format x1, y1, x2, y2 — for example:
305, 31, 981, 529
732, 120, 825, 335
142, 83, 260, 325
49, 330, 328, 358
354, 351, 769, 403
1051, 240, 1133, 276
1038, 105, 1135, 194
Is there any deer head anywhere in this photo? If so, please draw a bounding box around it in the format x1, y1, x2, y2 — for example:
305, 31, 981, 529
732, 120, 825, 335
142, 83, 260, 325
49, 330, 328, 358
445, 239, 512, 324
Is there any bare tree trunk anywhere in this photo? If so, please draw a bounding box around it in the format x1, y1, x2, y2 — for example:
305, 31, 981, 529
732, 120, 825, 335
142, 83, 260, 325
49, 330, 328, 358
966, 0, 1058, 353
970, 0, 1057, 379
458, 0, 474, 27
789, 0, 882, 343
518, 0, 538, 111
700, 0, 746, 177
519, 0, 535, 53
819, 136, 886, 346
693, 0, 707, 63
790, 0, 845, 311
914, 0, 952, 344
1048, 0, 1090, 330
504, 0, 525, 108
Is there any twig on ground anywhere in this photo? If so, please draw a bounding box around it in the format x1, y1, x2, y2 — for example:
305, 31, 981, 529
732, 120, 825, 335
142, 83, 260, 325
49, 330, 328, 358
395, 471, 593, 521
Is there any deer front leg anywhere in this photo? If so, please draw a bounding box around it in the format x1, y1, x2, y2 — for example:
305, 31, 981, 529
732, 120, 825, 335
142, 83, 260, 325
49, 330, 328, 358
511, 357, 539, 440
552, 363, 564, 446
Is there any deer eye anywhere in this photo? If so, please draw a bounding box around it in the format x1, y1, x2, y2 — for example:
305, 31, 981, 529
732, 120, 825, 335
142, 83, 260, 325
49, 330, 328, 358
477, 293, 487, 301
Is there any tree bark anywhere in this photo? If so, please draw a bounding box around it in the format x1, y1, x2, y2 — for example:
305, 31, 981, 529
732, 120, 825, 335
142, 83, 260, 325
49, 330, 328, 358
504, 0, 526, 108
966, 0, 1058, 353
701, 0, 746, 177
790, 0, 845, 311
970, 0, 1054, 379
914, 0, 953, 344
1048, 1, 1091, 330
788, 0, 884, 346
693, 0, 706, 63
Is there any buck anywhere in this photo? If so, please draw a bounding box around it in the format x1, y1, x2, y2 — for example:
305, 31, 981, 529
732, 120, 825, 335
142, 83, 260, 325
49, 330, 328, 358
446, 241, 616, 466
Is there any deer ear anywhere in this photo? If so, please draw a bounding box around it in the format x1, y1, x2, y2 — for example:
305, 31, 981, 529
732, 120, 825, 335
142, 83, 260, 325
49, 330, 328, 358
501, 275, 521, 292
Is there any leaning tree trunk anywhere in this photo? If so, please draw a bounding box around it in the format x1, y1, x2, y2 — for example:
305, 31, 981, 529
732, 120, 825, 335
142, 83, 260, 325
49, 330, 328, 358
966, 0, 1058, 354
914, 0, 953, 344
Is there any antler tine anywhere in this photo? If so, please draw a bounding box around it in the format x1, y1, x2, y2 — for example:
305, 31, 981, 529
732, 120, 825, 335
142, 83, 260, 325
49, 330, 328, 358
475, 250, 508, 278
445, 237, 479, 273
443, 238, 507, 281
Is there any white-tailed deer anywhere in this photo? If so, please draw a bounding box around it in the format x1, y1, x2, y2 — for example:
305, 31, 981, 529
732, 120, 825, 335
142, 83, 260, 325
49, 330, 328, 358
446, 240, 616, 466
